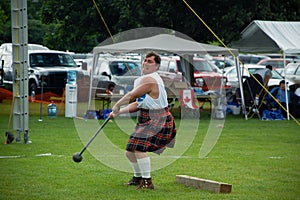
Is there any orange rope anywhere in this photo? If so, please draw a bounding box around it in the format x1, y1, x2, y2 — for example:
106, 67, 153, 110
92, 0, 115, 43
182, 0, 300, 126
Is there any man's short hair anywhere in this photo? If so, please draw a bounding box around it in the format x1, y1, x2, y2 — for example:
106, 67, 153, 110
279, 80, 285, 86
266, 65, 273, 70
146, 51, 161, 64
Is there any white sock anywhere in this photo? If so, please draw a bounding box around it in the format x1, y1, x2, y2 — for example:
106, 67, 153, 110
130, 162, 141, 177
137, 157, 151, 178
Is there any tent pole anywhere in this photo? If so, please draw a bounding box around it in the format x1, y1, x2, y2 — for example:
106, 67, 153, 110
236, 58, 247, 120
283, 51, 290, 120
88, 54, 99, 110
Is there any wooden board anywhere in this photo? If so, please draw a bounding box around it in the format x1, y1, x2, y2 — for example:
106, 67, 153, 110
176, 175, 232, 193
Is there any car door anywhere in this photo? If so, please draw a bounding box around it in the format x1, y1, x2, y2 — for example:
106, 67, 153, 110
285, 64, 300, 84
294, 65, 300, 84
289, 64, 300, 84
1, 54, 13, 84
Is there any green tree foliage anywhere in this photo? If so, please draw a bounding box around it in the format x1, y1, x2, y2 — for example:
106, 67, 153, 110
1, 0, 299, 52
41, 0, 104, 52
0, 0, 11, 45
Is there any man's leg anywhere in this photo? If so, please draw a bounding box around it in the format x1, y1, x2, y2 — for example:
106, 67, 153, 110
135, 151, 154, 189
126, 151, 142, 185
135, 152, 151, 178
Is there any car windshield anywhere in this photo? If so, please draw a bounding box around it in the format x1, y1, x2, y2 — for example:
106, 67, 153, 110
260, 61, 286, 68
176, 59, 214, 73
212, 58, 235, 68
30, 53, 77, 67
270, 70, 285, 79
248, 68, 283, 79
109, 61, 141, 76
193, 60, 214, 72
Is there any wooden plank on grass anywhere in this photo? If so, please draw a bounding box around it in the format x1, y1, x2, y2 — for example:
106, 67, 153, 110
176, 175, 232, 193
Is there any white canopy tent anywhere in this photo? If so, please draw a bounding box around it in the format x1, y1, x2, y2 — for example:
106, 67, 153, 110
93, 33, 239, 55
90, 33, 239, 107
230, 20, 300, 120
230, 20, 300, 53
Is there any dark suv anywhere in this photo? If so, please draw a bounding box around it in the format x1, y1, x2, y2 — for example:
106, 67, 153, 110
3, 50, 89, 95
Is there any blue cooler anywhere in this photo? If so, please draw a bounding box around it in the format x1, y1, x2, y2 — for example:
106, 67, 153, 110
48, 102, 57, 118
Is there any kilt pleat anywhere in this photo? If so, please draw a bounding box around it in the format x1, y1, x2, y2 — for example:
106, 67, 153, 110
126, 107, 176, 154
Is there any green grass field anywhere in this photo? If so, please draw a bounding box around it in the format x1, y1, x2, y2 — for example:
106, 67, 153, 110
0, 99, 299, 200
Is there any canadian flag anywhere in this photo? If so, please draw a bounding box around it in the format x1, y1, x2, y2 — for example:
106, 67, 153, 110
180, 89, 198, 109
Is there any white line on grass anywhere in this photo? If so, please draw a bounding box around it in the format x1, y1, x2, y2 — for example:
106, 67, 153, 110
0, 155, 25, 159
0, 153, 64, 159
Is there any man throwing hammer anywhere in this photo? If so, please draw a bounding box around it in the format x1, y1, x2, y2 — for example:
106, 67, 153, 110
109, 52, 176, 190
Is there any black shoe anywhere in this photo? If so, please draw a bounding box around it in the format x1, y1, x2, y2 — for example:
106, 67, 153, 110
136, 178, 154, 190
127, 176, 142, 186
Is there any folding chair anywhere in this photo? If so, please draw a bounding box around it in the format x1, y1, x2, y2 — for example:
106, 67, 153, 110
242, 75, 268, 119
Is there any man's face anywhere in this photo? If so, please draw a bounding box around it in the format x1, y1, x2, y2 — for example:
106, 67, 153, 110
280, 83, 285, 89
142, 56, 159, 75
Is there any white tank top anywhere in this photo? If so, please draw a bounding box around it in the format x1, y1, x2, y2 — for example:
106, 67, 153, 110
134, 72, 168, 109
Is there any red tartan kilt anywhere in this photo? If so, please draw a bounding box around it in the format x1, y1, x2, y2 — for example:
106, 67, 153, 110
126, 107, 176, 154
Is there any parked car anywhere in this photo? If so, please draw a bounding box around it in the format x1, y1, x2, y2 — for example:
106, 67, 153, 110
235, 53, 270, 64
2, 50, 90, 95
158, 56, 228, 92
158, 56, 183, 83
0, 43, 49, 54
284, 63, 300, 85
224, 64, 295, 90
257, 58, 292, 74
92, 56, 141, 94
69, 53, 93, 69
258, 53, 300, 60
1, 43, 50, 86
193, 57, 228, 91
1, 52, 13, 86
210, 56, 235, 69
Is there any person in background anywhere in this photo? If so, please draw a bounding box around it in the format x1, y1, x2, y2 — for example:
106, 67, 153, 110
290, 87, 300, 118
109, 52, 176, 190
252, 65, 273, 105
266, 80, 290, 118
245, 65, 273, 106
253, 65, 273, 88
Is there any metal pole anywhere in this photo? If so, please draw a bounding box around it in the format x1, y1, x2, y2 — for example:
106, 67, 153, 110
88, 54, 99, 110
11, 0, 29, 143
283, 51, 290, 120
236, 58, 247, 120
38, 78, 43, 122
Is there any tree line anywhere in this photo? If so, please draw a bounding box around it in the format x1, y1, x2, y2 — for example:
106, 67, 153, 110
0, 0, 299, 53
